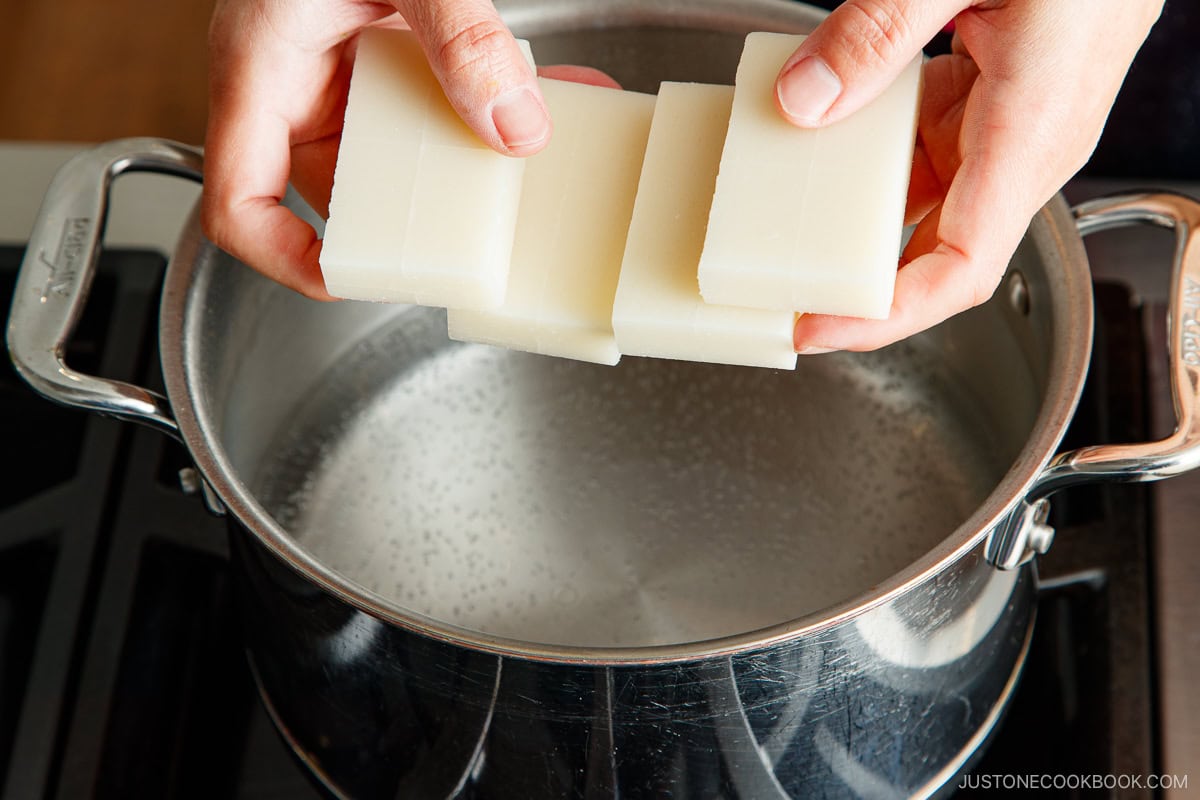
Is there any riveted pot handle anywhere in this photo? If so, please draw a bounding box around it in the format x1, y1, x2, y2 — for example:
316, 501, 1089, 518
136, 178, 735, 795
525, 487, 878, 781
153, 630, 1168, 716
5, 138, 203, 439
988, 192, 1200, 569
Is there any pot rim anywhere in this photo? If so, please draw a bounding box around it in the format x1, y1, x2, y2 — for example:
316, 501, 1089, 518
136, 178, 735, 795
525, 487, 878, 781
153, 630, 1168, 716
160, 3, 1095, 665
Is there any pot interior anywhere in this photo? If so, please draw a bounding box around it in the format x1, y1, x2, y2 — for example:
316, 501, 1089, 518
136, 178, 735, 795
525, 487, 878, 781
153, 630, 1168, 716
170, 0, 1084, 651
247, 316, 1024, 647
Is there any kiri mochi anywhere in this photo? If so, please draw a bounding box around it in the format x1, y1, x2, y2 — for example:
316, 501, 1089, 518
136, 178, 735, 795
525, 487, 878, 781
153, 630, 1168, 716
447, 79, 656, 365
612, 82, 798, 370
698, 32, 922, 319
319, 29, 533, 308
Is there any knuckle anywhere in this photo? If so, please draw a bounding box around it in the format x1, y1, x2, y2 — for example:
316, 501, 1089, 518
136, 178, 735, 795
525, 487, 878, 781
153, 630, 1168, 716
841, 0, 912, 66
437, 17, 514, 81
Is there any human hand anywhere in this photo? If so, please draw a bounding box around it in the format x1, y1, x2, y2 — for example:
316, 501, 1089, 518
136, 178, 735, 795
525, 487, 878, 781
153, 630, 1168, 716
778, 0, 1162, 352
203, 0, 614, 299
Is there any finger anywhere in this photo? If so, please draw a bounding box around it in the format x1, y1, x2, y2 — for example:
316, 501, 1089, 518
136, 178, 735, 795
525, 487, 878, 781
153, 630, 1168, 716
950, 29, 968, 57
393, 0, 550, 155
775, 0, 968, 127
901, 201, 944, 265
290, 133, 342, 220
202, 107, 335, 301
905, 141, 939, 226
285, 42, 355, 221
905, 53, 977, 224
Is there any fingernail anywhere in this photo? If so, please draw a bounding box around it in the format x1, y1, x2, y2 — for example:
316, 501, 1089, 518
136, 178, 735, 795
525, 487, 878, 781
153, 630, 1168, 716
797, 346, 837, 355
491, 87, 550, 150
777, 56, 842, 125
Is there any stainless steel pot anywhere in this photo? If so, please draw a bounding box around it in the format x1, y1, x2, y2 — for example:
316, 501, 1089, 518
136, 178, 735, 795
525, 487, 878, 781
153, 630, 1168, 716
7, 1, 1200, 797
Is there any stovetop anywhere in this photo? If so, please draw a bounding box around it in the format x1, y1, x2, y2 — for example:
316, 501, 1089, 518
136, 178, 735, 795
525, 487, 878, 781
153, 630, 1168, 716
0, 241, 1165, 798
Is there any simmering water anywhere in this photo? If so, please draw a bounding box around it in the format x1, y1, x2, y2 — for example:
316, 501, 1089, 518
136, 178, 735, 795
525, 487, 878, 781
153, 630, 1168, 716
253, 308, 1009, 648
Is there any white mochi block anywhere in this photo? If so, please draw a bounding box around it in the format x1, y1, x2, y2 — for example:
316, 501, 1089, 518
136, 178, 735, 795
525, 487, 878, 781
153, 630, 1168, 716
698, 32, 922, 319
319, 29, 533, 308
612, 82, 798, 370
447, 78, 656, 365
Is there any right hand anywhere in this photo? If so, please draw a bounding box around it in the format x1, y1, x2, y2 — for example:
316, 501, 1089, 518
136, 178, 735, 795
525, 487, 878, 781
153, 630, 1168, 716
204, 0, 613, 299
779, 0, 1161, 352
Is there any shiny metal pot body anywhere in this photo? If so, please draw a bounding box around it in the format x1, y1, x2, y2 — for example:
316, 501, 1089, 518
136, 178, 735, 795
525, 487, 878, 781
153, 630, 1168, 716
8, 2, 1200, 798
235, 530, 1035, 799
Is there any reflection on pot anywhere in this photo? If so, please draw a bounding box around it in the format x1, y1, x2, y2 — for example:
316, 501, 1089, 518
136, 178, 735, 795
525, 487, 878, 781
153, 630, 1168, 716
235, 530, 1036, 799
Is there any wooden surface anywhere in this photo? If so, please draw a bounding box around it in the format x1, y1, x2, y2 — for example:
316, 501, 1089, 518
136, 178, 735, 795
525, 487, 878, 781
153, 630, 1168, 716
0, 0, 212, 144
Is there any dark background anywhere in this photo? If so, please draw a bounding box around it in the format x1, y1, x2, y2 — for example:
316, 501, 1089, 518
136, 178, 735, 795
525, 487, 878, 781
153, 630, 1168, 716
1080, 0, 1200, 179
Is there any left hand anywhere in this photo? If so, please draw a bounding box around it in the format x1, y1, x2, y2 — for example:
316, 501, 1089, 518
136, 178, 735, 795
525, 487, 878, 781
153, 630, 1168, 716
203, 0, 616, 300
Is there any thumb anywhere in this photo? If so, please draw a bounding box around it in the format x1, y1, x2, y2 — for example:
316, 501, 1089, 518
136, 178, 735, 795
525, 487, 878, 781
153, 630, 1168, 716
775, 0, 966, 126
392, 0, 550, 155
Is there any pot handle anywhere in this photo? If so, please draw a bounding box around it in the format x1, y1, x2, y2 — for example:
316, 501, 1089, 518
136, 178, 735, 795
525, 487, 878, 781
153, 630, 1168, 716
5, 138, 203, 439
988, 191, 1200, 569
